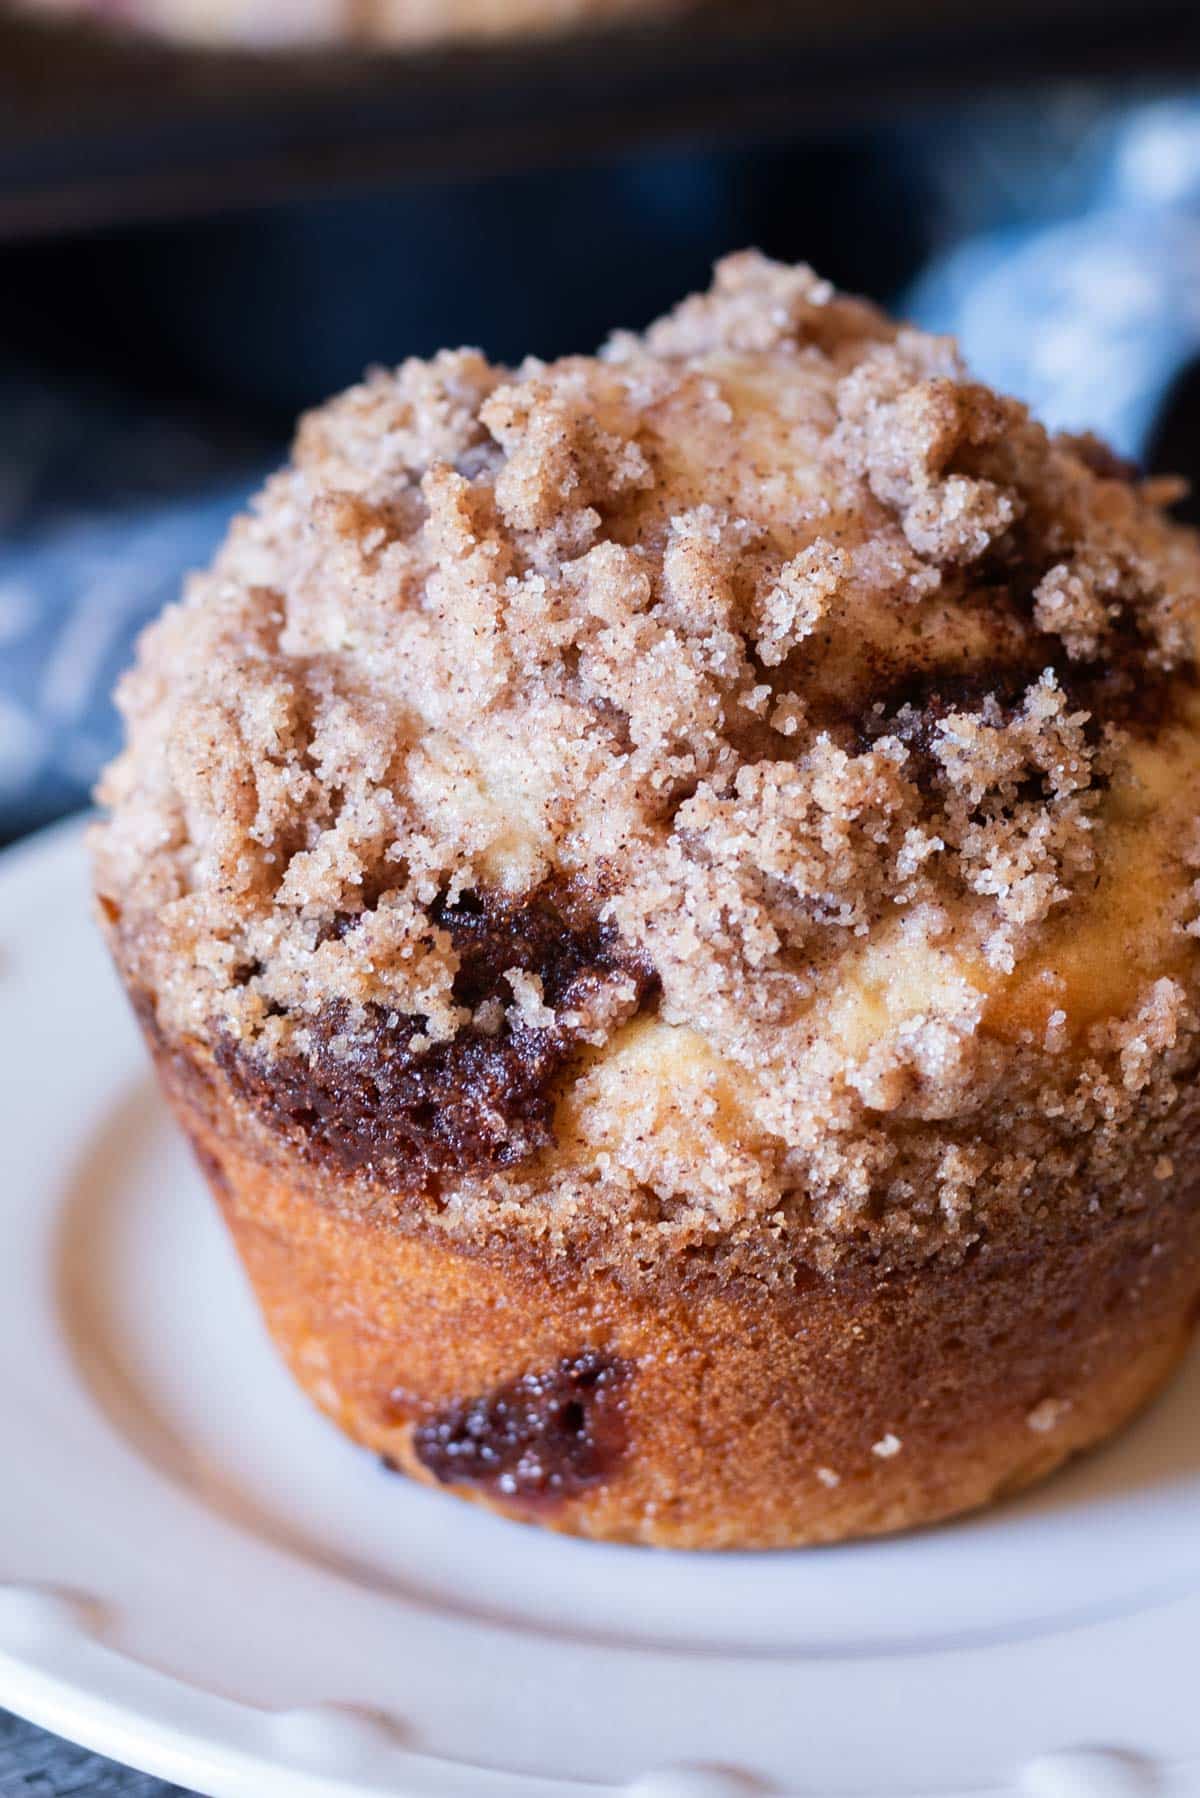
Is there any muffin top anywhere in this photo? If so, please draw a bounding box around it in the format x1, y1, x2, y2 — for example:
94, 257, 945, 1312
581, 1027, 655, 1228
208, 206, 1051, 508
95, 253, 1200, 1277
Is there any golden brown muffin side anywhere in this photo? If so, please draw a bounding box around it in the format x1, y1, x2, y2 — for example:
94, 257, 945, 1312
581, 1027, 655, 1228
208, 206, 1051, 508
142, 998, 1200, 1548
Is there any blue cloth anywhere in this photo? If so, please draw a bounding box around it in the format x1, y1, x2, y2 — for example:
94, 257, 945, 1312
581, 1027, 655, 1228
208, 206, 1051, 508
0, 363, 267, 842
906, 98, 1200, 455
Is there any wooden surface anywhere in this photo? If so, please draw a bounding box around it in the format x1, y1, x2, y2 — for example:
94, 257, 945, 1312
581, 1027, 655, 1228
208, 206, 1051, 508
0, 1709, 194, 1796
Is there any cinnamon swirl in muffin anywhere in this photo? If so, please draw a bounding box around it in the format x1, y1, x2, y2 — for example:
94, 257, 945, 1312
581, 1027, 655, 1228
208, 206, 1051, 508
94, 254, 1200, 1546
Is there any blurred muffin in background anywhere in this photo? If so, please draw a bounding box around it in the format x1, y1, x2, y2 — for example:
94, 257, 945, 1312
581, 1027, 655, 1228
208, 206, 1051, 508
15, 0, 688, 47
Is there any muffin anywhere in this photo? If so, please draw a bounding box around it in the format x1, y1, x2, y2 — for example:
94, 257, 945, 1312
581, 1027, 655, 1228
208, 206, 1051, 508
19, 0, 685, 49
93, 253, 1200, 1549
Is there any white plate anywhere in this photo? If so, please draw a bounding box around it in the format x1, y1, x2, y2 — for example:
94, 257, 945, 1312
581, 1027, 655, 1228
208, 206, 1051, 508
3, 817, 1200, 1798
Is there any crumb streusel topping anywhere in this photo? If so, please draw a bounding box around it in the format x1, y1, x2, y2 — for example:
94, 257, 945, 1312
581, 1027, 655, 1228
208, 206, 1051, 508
94, 253, 1200, 1277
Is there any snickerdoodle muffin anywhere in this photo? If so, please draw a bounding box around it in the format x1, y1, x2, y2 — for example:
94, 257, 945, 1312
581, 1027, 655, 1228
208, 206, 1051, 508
93, 253, 1200, 1548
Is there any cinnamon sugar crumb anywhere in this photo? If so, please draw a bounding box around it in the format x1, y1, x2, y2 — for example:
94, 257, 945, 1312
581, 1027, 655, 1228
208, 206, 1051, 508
93, 252, 1200, 1281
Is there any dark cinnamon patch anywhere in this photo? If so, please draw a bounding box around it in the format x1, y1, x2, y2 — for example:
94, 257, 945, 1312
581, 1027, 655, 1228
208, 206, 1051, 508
854, 619, 1179, 793
215, 879, 657, 1184
854, 656, 1053, 793
858, 659, 1040, 752
827, 507, 1190, 801
411, 1352, 630, 1507
964, 531, 1181, 733
1067, 606, 1189, 734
